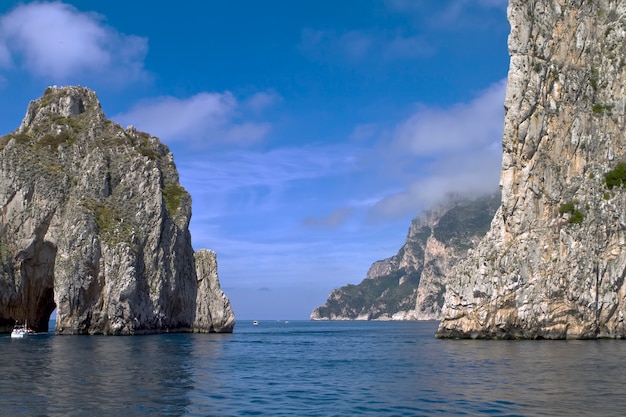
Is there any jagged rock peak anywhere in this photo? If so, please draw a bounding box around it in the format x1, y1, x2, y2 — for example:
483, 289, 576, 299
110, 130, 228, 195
437, 0, 626, 339
19, 86, 106, 133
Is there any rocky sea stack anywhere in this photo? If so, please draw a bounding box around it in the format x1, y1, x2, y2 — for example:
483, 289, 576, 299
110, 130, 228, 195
437, 0, 626, 339
0, 86, 235, 334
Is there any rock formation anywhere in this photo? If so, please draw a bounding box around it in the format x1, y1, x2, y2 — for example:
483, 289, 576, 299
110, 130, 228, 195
193, 249, 235, 333
437, 0, 626, 339
0, 86, 235, 334
311, 193, 499, 320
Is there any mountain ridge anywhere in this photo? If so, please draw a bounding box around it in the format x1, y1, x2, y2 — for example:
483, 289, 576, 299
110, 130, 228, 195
311, 192, 499, 321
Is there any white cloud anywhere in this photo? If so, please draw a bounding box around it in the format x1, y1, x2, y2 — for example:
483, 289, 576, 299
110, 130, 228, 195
0, 1, 148, 83
370, 148, 502, 218
368, 80, 506, 219
113, 92, 273, 145
392, 79, 506, 156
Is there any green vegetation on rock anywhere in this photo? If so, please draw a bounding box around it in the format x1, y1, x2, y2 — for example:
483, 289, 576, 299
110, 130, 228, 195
605, 162, 626, 189
35, 131, 75, 149
559, 201, 584, 225
559, 201, 575, 215
313, 268, 421, 320
163, 183, 187, 216
82, 198, 135, 246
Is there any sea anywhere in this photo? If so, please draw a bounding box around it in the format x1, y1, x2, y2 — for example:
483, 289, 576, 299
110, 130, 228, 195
1, 320, 626, 417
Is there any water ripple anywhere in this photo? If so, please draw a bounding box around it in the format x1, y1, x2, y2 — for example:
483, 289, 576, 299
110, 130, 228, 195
2, 322, 626, 416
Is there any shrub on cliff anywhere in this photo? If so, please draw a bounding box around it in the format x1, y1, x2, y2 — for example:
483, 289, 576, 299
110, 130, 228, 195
605, 162, 626, 189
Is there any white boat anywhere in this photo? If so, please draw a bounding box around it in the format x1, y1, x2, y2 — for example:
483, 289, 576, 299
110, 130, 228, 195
10, 322, 34, 338
252, 320, 259, 326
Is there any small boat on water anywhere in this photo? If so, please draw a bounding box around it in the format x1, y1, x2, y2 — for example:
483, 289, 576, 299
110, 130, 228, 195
11, 321, 35, 338
252, 320, 259, 326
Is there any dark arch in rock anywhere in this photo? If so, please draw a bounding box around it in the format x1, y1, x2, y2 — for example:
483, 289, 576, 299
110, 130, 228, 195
23, 240, 57, 333
1, 240, 57, 334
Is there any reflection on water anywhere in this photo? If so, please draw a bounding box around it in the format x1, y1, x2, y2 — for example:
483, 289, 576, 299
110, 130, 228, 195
432, 338, 626, 416
1, 322, 626, 416
0, 333, 226, 416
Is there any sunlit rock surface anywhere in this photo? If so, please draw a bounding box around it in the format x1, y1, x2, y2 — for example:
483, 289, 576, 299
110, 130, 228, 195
437, 0, 626, 339
193, 249, 235, 333
0, 86, 235, 334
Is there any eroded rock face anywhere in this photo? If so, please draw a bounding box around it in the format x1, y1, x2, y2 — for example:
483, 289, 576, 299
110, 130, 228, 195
310, 194, 499, 321
437, 1, 626, 339
0, 86, 235, 334
193, 249, 235, 333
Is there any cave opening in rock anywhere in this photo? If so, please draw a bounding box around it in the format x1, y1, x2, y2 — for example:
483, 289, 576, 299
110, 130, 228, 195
20, 240, 57, 333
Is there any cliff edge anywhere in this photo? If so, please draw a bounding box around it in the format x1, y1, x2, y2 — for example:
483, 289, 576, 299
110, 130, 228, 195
0, 86, 235, 334
437, 1, 626, 339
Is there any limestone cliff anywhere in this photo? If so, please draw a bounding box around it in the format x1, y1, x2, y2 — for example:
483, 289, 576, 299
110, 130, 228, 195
0, 86, 235, 334
193, 249, 235, 333
310, 193, 499, 321
437, 0, 626, 339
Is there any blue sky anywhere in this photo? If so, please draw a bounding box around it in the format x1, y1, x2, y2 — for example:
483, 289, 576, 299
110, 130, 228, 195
0, 1, 510, 320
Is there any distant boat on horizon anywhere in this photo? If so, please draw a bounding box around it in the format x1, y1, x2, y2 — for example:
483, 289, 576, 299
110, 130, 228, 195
252, 321, 259, 326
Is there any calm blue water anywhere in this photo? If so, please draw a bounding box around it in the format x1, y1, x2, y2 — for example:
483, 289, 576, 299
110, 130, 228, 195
1, 320, 626, 416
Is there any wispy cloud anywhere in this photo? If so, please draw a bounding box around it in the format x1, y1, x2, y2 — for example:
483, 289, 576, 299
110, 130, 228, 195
391, 79, 506, 156
232, 80, 506, 227
179, 145, 356, 196
113, 91, 277, 145
303, 207, 356, 228
385, 0, 507, 14
437, 0, 507, 25
0, 1, 148, 83
300, 28, 431, 63
385, 0, 507, 28
367, 79, 506, 219
350, 123, 380, 142
244, 90, 282, 113
369, 148, 502, 218
176, 144, 358, 225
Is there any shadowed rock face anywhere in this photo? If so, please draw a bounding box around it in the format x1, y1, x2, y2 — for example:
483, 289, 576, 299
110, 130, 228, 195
437, 1, 626, 339
193, 249, 235, 333
0, 86, 235, 334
